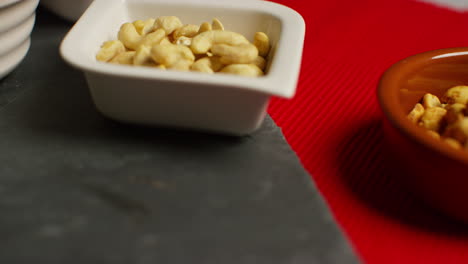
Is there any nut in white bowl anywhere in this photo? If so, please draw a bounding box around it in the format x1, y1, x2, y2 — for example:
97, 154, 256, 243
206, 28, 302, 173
60, 0, 305, 135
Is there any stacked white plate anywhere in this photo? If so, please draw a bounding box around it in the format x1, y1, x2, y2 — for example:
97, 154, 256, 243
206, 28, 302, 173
0, 0, 39, 79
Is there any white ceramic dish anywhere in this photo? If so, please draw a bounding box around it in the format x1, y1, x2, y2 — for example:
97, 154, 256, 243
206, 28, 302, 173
0, 0, 38, 33
0, 13, 35, 56
0, 37, 30, 79
40, 0, 93, 22
60, 0, 305, 135
0, 0, 21, 9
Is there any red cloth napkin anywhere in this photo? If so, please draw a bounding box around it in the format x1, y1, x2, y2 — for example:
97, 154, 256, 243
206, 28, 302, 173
267, 0, 468, 263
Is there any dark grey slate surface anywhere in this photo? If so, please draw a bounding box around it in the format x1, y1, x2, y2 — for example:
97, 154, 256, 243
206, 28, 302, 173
0, 8, 359, 264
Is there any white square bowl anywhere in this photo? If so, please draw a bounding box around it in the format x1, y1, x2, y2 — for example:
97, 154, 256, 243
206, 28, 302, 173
60, 0, 305, 135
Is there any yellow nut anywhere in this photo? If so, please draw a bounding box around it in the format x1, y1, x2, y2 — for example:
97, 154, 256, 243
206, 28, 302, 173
151, 43, 195, 71
445, 103, 466, 124
160, 37, 172, 45
427, 130, 441, 140
191, 56, 224, 73
407, 103, 425, 123
442, 85, 468, 105
118, 23, 142, 50
253, 32, 270, 57
422, 93, 441, 108
198, 22, 212, 33
110, 51, 136, 65
190, 30, 249, 54
173, 24, 200, 40
444, 137, 462, 149
133, 18, 156, 36
220, 64, 263, 77
133, 45, 155, 66
139, 28, 166, 47
175, 36, 192, 46
212, 18, 224, 31
154, 16, 183, 35
418, 106, 447, 131
211, 43, 258, 64
96, 40, 126, 62
444, 117, 468, 144
252, 56, 266, 71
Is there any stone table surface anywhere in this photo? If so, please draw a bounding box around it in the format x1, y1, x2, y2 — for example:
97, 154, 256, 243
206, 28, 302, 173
0, 8, 358, 264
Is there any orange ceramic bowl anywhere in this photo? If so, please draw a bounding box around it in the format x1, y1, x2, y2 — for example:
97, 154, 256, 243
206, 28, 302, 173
378, 47, 468, 222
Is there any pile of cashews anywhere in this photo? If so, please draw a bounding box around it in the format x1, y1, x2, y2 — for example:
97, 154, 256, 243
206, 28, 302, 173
96, 16, 271, 77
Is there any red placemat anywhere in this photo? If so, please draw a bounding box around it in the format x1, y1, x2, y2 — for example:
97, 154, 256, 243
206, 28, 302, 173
267, 0, 468, 263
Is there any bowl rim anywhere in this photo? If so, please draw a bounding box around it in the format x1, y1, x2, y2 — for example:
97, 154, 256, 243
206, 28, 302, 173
377, 47, 468, 166
59, 0, 306, 98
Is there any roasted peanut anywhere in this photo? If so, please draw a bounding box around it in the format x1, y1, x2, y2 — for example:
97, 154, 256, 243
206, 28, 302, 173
409, 87, 468, 152
444, 117, 468, 145
445, 103, 466, 124
254, 32, 270, 57
442, 85, 468, 105
190, 30, 249, 54
220, 64, 263, 77
96, 40, 126, 62
422, 93, 441, 108
444, 138, 462, 149
408, 103, 425, 123
418, 107, 447, 131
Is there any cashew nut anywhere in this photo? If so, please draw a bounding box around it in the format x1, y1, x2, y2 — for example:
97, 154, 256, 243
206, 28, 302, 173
198, 22, 212, 34
191, 56, 224, 73
110, 51, 135, 65
160, 37, 172, 45
254, 32, 270, 57
151, 43, 195, 71
154, 16, 183, 35
133, 45, 155, 66
190, 30, 249, 54
173, 24, 200, 40
212, 18, 224, 31
139, 28, 166, 47
220, 64, 263, 77
442, 85, 468, 105
133, 18, 156, 36
252, 56, 266, 71
96, 40, 126, 62
418, 107, 447, 131
175, 36, 192, 46
211, 43, 258, 64
118, 23, 142, 50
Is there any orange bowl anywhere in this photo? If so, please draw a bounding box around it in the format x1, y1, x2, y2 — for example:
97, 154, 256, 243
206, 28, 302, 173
377, 47, 468, 222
